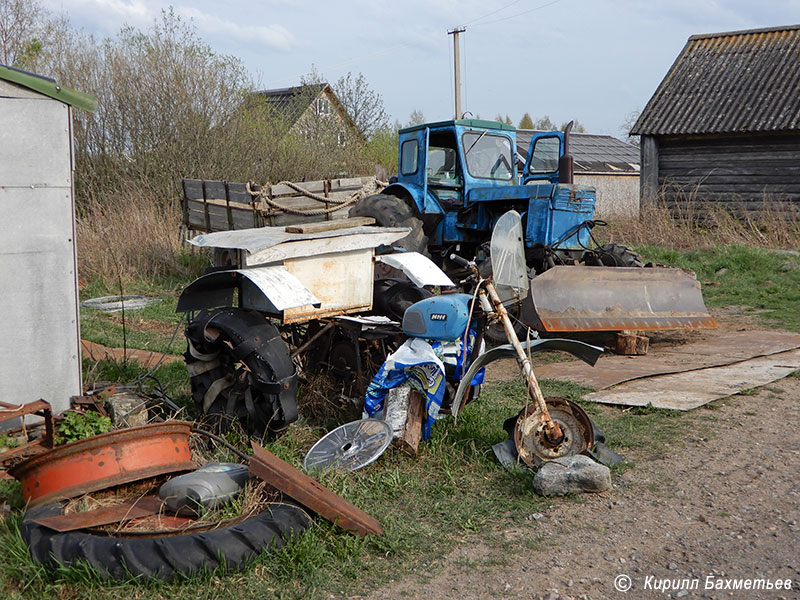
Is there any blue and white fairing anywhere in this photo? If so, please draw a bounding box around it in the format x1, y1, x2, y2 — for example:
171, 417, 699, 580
400, 293, 474, 341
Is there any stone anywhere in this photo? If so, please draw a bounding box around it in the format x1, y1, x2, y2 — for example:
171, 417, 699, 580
106, 391, 148, 428
532, 455, 612, 496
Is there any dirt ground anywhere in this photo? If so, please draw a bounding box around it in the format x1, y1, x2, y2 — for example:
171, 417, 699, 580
359, 310, 800, 600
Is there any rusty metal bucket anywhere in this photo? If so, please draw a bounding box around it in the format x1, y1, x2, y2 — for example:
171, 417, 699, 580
520, 266, 717, 332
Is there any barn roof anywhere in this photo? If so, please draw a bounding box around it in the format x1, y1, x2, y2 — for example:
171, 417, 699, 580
516, 130, 639, 174
631, 25, 800, 136
0, 64, 96, 112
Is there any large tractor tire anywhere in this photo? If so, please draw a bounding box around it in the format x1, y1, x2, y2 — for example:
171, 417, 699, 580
21, 501, 311, 581
349, 194, 428, 254
184, 308, 298, 438
590, 243, 643, 268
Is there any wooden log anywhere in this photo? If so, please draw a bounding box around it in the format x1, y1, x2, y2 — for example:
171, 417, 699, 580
615, 330, 649, 355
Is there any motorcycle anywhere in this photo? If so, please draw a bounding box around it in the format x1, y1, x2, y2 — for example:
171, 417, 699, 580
365, 211, 605, 465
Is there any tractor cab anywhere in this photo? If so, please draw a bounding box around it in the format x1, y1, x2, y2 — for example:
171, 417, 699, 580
384, 120, 581, 251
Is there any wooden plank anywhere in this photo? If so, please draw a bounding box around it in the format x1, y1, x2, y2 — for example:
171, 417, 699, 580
249, 441, 383, 537
33, 496, 164, 532
285, 217, 375, 234
399, 389, 424, 455
271, 180, 328, 197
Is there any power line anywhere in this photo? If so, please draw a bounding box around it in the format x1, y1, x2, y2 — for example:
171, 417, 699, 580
470, 0, 563, 28
465, 0, 527, 26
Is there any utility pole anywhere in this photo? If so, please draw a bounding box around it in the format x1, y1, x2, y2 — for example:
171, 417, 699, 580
448, 26, 466, 119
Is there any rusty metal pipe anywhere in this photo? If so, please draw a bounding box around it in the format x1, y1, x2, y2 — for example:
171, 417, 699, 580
482, 282, 563, 441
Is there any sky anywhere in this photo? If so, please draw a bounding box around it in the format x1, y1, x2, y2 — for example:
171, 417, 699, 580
41, 0, 800, 139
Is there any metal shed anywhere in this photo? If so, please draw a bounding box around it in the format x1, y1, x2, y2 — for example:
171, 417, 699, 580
0, 65, 96, 414
516, 130, 640, 217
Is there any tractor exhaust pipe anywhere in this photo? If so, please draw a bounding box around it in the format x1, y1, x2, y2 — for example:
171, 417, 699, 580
558, 120, 574, 184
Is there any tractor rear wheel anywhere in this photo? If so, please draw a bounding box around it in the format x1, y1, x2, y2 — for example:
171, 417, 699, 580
349, 194, 428, 254
591, 243, 643, 268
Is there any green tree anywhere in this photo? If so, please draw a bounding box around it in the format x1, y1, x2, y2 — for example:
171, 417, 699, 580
407, 109, 426, 126
560, 119, 586, 133
532, 115, 555, 130
519, 113, 534, 129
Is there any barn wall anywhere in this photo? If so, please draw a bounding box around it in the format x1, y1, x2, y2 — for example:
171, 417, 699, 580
0, 81, 81, 414
575, 173, 640, 218
657, 133, 800, 211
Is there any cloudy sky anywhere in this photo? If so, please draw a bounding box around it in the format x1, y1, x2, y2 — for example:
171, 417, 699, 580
41, 0, 800, 138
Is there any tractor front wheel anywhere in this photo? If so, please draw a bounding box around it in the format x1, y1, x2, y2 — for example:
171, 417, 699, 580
349, 194, 428, 254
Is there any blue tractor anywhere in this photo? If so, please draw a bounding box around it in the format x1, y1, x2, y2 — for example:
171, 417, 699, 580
350, 119, 716, 335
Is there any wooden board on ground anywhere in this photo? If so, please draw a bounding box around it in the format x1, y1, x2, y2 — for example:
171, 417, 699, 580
532, 330, 800, 390
399, 389, 424, 455
249, 441, 383, 537
584, 349, 800, 410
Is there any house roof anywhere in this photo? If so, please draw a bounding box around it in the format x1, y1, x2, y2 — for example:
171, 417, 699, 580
516, 130, 639, 174
251, 83, 327, 124
249, 82, 364, 139
631, 25, 800, 136
0, 64, 96, 112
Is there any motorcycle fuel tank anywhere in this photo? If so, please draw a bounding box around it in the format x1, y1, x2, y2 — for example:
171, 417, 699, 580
401, 293, 474, 341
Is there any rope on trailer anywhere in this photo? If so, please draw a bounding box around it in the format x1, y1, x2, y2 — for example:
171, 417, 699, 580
246, 177, 387, 216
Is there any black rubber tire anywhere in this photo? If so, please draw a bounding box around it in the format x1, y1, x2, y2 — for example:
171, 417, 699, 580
594, 243, 643, 268
20, 502, 312, 581
185, 308, 298, 438
349, 193, 428, 254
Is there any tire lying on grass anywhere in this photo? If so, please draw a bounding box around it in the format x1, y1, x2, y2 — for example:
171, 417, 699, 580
20, 502, 312, 581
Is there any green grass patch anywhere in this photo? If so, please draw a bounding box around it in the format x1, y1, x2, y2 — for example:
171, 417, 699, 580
79, 277, 187, 354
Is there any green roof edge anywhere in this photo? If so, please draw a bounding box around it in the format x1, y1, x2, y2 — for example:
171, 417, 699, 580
400, 119, 516, 134
0, 65, 97, 113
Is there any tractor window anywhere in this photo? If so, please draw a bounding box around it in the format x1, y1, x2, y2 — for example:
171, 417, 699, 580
427, 147, 458, 182
529, 137, 561, 173
400, 139, 418, 175
462, 132, 513, 181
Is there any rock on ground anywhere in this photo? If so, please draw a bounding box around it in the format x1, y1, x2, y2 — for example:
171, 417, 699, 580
532, 455, 612, 496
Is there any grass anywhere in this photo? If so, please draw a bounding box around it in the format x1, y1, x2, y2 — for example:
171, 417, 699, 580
0, 374, 712, 600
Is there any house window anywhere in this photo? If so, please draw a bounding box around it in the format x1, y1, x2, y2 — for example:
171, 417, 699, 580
316, 97, 331, 116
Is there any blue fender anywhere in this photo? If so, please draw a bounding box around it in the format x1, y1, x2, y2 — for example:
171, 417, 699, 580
451, 338, 603, 419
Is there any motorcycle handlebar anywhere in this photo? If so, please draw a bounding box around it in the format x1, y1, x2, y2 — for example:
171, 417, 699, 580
449, 253, 473, 268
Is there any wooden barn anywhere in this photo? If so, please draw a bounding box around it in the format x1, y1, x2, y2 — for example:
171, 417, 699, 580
631, 25, 800, 213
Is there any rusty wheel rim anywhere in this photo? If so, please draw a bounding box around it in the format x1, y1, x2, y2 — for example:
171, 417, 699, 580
513, 397, 594, 466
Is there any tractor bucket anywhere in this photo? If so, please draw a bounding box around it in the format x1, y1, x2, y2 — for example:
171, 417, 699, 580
520, 266, 717, 332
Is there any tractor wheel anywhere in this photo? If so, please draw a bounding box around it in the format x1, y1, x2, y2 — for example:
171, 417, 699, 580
349, 194, 428, 254
592, 243, 643, 268
21, 501, 311, 581
184, 308, 298, 438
